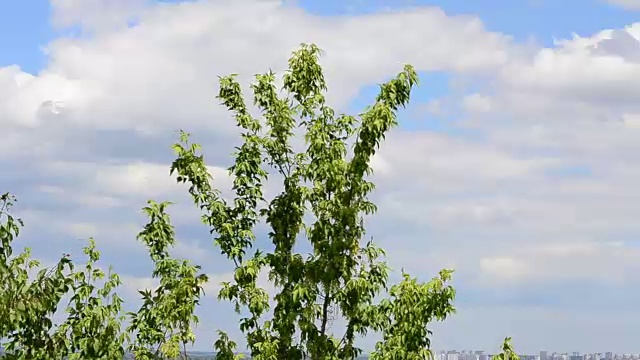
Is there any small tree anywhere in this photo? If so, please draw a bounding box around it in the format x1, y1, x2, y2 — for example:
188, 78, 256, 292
54, 238, 128, 360
492, 337, 520, 360
0, 196, 206, 360
170, 43, 456, 360
0, 193, 127, 359
127, 200, 209, 360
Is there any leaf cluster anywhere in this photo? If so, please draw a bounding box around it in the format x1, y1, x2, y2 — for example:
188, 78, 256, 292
492, 338, 520, 360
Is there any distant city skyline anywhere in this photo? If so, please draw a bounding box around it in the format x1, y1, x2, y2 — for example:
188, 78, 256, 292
435, 350, 640, 360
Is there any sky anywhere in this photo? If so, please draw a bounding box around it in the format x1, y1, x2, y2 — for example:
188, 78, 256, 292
2, 0, 640, 354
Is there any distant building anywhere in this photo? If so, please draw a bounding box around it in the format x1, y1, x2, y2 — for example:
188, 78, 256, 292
570, 352, 583, 360
465, 353, 478, 360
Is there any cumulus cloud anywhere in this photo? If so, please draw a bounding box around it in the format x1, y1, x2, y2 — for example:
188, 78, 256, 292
366, 24, 640, 314
50, 0, 148, 33
3, 1, 510, 133
605, 0, 640, 10
478, 241, 640, 286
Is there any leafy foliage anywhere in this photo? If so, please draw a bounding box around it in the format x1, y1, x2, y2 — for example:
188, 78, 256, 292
54, 238, 128, 360
0, 193, 126, 359
0, 44, 465, 359
127, 200, 209, 359
492, 337, 520, 360
170, 43, 457, 360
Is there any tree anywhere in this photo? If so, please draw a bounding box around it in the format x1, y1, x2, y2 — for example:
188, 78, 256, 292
0, 196, 205, 360
170, 43, 456, 360
127, 200, 209, 359
492, 337, 520, 360
0, 43, 458, 359
0, 193, 128, 359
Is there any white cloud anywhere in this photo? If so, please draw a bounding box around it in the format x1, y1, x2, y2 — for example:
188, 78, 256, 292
368, 23, 640, 298
478, 241, 640, 286
371, 131, 560, 193
493, 25, 640, 112
36, 184, 126, 208
34, 160, 232, 206
605, 0, 640, 10
1, 0, 510, 137
462, 93, 492, 113
50, 0, 148, 33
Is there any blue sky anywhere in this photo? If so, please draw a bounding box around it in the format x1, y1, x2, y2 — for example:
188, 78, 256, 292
0, 1, 52, 73
2, 0, 640, 354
